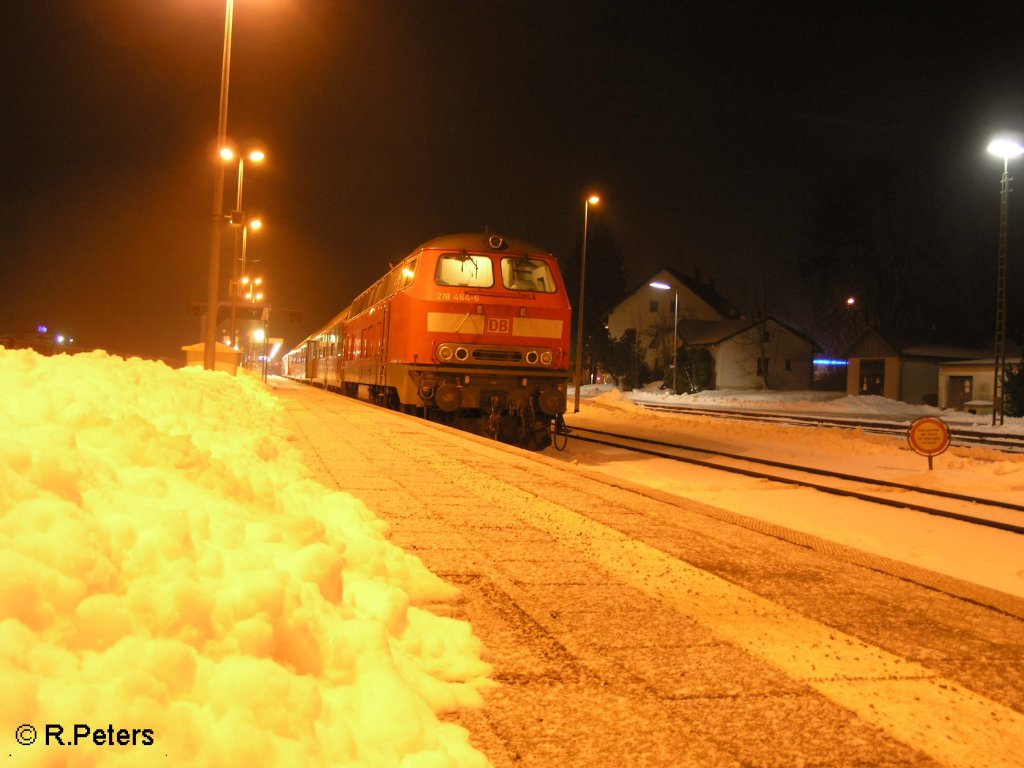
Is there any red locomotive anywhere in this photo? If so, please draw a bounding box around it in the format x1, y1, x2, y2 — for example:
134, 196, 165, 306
283, 232, 571, 448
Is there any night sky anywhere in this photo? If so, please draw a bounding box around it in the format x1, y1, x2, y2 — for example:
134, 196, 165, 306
3, 1, 1024, 362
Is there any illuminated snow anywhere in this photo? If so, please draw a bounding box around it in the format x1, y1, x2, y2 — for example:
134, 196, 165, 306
0, 347, 491, 767
563, 384, 1024, 597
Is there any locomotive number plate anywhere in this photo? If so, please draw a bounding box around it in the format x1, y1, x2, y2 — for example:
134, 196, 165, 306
434, 291, 479, 302
485, 317, 512, 334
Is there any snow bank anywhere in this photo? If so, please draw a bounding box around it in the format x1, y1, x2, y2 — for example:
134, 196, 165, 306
0, 348, 492, 767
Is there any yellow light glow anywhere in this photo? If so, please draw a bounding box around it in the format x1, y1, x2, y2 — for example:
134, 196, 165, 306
402, 268, 415, 279
219, 147, 235, 161
249, 150, 266, 163
241, 276, 250, 285
587, 195, 600, 205
248, 218, 263, 231
254, 329, 266, 342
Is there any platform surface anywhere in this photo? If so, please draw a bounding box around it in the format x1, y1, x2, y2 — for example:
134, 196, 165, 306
272, 378, 1024, 768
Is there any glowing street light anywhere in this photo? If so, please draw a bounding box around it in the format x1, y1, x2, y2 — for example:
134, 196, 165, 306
241, 276, 264, 304
649, 281, 679, 393
203, 0, 237, 370
573, 194, 601, 413
987, 137, 1024, 425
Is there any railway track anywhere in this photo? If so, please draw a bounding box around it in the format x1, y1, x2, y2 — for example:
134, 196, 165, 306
566, 425, 1024, 535
634, 401, 1024, 452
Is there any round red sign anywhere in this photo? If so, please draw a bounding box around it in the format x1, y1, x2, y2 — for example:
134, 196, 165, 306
907, 416, 950, 457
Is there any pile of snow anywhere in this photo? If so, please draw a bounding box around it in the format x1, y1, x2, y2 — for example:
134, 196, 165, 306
0, 348, 491, 766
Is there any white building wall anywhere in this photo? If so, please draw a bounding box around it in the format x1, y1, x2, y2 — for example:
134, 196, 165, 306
712, 321, 813, 390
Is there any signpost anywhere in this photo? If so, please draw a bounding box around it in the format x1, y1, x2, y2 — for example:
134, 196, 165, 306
907, 416, 950, 470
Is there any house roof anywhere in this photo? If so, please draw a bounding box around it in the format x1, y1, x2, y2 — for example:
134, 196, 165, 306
677, 319, 752, 345
678, 317, 819, 350
844, 327, 995, 361
611, 266, 743, 321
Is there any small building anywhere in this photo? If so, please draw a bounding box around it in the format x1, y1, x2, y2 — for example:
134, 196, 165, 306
181, 342, 240, 374
937, 355, 1023, 413
844, 327, 988, 406
678, 317, 816, 391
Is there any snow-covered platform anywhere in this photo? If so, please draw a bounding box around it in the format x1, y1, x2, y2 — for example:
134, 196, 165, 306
272, 378, 1024, 768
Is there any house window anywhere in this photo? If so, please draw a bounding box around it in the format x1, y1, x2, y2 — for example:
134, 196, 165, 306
757, 358, 769, 376
649, 301, 659, 312
785, 359, 792, 372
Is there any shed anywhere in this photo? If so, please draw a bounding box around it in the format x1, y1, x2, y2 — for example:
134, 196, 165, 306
844, 328, 987, 406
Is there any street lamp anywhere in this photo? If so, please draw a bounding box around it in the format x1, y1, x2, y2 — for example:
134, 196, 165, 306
573, 194, 600, 413
203, 0, 236, 370
650, 281, 679, 393
241, 276, 264, 304
224, 140, 265, 348
987, 137, 1024, 426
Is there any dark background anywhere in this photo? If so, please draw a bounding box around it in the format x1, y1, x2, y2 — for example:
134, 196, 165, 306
3, 1, 1024, 361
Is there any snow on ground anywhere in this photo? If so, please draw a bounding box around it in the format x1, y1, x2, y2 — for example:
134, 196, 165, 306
0, 348, 491, 767
4, 347, 1021, 765
561, 384, 1024, 598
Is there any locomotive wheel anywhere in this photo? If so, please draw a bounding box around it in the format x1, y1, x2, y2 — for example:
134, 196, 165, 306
527, 420, 552, 450
498, 414, 522, 443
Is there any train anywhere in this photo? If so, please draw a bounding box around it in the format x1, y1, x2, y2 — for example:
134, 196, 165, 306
282, 232, 572, 449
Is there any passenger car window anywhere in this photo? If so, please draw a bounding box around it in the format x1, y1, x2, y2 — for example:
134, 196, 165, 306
500, 257, 557, 293
435, 254, 494, 287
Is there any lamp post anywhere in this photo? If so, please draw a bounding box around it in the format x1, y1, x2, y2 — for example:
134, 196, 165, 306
573, 194, 600, 413
987, 138, 1024, 426
227, 141, 265, 347
649, 281, 679, 393
203, 0, 235, 370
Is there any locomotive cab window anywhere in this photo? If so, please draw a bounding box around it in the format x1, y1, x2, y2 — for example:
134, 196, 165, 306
501, 257, 557, 293
399, 258, 417, 290
435, 253, 493, 288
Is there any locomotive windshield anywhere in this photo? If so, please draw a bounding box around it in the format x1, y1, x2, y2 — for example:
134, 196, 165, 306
501, 257, 557, 293
435, 253, 494, 288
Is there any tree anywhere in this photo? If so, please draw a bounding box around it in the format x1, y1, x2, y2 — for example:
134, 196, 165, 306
678, 347, 714, 393
596, 330, 650, 391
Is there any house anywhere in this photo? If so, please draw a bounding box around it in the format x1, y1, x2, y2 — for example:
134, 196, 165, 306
604, 267, 815, 390
844, 327, 989, 406
605, 267, 741, 373
677, 318, 816, 391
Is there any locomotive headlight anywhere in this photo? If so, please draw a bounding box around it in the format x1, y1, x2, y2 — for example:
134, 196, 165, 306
437, 344, 454, 361
539, 350, 553, 366
455, 347, 469, 361
525, 350, 539, 365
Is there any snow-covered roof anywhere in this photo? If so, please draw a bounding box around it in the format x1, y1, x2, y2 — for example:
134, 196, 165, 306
677, 317, 818, 349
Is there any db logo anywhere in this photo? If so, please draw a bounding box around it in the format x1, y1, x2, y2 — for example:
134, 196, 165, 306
486, 318, 512, 334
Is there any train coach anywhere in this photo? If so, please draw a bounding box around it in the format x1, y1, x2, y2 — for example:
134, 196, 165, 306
283, 232, 571, 448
